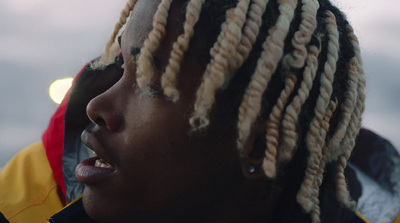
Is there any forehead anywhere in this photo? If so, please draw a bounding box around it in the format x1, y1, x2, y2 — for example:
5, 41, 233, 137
121, 0, 214, 91
123, 0, 160, 47
122, 0, 187, 51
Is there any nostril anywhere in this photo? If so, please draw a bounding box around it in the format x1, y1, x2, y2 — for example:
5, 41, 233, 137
95, 117, 106, 126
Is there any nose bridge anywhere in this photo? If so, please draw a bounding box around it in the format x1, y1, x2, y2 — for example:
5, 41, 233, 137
86, 82, 124, 132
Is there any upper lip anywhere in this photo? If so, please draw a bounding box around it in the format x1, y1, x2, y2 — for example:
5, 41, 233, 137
81, 125, 115, 167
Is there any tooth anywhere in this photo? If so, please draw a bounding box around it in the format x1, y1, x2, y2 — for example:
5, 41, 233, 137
94, 158, 113, 169
91, 150, 97, 156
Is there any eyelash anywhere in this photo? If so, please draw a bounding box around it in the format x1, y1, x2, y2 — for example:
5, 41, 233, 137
140, 88, 162, 97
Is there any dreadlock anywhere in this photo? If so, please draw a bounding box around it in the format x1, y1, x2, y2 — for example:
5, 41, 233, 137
94, 0, 365, 222
90, 0, 138, 70
161, 0, 206, 102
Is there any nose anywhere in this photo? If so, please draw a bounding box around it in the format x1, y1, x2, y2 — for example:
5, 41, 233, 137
86, 87, 123, 132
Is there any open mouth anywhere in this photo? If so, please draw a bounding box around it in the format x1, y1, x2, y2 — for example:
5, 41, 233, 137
76, 156, 116, 184
86, 141, 115, 170
77, 129, 117, 184
94, 158, 114, 169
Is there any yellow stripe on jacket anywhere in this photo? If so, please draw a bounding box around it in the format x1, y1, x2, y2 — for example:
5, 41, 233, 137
393, 212, 400, 223
0, 142, 64, 223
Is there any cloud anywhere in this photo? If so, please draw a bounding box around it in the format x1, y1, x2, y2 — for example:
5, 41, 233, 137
332, 0, 400, 61
0, 0, 127, 166
363, 112, 400, 150
0, 123, 45, 166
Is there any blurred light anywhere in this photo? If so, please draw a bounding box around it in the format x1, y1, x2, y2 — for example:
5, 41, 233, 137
49, 78, 73, 104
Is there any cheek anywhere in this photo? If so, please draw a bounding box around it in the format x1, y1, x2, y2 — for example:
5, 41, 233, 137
116, 93, 194, 176
116, 108, 239, 207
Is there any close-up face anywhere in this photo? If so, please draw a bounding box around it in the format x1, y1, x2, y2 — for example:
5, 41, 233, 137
70, 0, 368, 222
76, 0, 244, 222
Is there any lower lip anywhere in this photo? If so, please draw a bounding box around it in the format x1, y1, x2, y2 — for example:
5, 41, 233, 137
75, 157, 116, 185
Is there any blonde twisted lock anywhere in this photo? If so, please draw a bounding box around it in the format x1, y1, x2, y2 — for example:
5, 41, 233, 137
136, 0, 174, 91
237, 0, 298, 152
190, 0, 251, 129
91, 0, 138, 70
296, 10, 339, 218
161, 0, 206, 102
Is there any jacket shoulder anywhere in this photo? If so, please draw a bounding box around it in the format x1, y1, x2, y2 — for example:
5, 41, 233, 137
0, 142, 64, 222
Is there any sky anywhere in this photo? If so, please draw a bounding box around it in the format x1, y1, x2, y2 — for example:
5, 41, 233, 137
0, 0, 399, 167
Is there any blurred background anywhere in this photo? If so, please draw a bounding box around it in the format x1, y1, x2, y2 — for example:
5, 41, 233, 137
0, 0, 399, 167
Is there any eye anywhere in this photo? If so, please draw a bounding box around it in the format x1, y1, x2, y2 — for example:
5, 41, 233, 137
148, 81, 162, 95
137, 77, 163, 97
149, 87, 162, 95
130, 46, 163, 97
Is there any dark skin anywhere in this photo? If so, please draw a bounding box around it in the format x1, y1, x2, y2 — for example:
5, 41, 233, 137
79, 0, 281, 222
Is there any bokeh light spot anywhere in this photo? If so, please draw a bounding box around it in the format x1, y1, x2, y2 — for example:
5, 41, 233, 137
49, 78, 73, 104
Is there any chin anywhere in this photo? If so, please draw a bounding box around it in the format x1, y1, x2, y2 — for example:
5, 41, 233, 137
82, 187, 127, 223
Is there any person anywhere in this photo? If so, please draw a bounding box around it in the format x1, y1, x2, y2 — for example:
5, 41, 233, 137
1, 0, 399, 222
